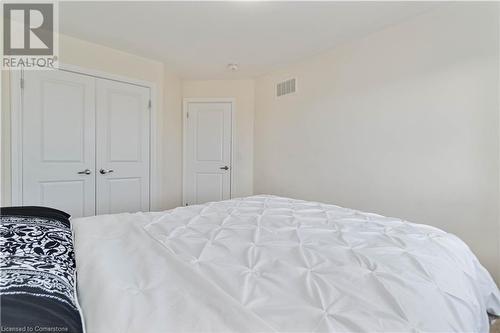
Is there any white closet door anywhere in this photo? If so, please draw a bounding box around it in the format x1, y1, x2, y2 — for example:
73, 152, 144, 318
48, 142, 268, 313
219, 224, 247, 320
22, 70, 96, 217
95, 79, 150, 214
184, 102, 232, 205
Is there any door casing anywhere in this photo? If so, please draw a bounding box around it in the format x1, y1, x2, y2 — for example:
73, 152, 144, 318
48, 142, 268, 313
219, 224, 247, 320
182, 98, 235, 206
10, 63, 160, 211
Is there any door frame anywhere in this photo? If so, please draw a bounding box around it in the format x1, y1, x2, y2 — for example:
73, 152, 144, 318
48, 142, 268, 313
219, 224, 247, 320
182, 98, 235, 206
10, 63, 160, 211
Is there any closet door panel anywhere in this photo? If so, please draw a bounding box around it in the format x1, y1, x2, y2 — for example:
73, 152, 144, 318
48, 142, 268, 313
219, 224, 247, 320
96, 79, 150, 214
22, 70, 96, 217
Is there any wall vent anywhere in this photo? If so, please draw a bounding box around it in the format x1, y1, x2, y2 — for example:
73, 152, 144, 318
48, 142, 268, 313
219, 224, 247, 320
276, 78, 296, 97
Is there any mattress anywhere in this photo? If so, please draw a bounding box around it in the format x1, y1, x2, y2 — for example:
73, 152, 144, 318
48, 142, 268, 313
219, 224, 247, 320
72, 195, 500, 332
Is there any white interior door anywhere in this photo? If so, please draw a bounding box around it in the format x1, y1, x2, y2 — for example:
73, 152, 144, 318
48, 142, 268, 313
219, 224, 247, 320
184, 101, 232, 205
22, 70, 96, 217
96, 78, 150, 214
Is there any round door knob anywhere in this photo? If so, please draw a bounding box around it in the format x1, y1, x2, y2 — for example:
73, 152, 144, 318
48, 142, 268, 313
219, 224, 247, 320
99, 169, 114, 174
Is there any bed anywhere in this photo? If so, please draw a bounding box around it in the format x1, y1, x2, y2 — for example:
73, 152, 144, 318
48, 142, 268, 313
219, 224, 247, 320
70, 195, 500, 332
0, 206, 83, 332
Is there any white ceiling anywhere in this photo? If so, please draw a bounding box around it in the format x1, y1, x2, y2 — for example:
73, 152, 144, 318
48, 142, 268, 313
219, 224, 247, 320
60, 1, 442, 79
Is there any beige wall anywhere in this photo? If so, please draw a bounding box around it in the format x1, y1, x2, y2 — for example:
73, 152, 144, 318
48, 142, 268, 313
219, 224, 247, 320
0, 34, 183, 211
254, 3, 500, 281
182, 80, 255, 198
163, 69, 183, 209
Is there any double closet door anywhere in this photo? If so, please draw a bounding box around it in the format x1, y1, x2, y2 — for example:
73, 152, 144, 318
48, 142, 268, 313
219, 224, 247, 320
21, 69, 150, 218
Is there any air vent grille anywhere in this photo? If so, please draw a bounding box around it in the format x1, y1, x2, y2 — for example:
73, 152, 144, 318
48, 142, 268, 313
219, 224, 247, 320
276, 78, 296, 97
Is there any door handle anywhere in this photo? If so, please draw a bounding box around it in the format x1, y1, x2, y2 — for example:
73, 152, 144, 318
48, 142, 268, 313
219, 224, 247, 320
77, 169, 92, 175
99, 169, 114, 175
219, 166, 229, 171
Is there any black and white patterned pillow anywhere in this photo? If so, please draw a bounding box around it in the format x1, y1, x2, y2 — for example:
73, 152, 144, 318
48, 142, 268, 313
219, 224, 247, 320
0, 207, 83, 333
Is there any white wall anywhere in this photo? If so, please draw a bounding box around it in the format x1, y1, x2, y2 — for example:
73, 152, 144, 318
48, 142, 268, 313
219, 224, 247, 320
182, 80, 255, 198
1, 34, 183, 211
254, 3, 500, 282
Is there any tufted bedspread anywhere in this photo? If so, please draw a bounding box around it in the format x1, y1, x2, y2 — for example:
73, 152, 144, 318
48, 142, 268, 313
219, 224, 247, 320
73, 195, 500, 332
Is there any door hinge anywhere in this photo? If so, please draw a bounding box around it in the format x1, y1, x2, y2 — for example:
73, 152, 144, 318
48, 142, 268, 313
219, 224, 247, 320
186, 112, 189, 119
148, 100, 151, 109
20, 78, 24, 89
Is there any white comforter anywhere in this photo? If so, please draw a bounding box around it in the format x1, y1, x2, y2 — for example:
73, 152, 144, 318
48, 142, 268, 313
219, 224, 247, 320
73, 195, 500, 332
